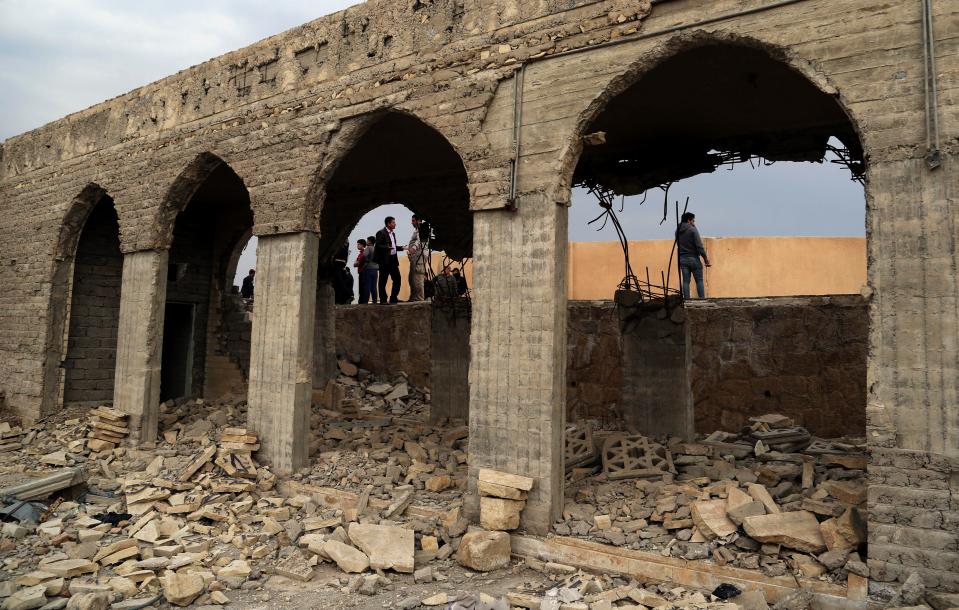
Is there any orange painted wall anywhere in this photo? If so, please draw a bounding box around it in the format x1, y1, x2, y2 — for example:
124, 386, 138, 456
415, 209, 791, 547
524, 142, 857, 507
372, 236, 866, 301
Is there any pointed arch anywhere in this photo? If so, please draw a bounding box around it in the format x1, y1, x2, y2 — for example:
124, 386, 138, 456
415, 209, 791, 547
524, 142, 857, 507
41, 184, 122, 414
554, 31, 868, 203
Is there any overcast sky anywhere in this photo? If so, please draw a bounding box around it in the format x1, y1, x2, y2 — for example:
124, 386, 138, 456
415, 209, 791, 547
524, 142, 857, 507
0, 1, 866, 287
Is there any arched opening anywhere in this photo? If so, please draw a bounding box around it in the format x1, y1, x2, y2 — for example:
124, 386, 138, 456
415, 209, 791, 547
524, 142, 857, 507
162, 159, 254, 403
308, 111, 472, 489
559, 41, 868, 570
46, 187, 123, 411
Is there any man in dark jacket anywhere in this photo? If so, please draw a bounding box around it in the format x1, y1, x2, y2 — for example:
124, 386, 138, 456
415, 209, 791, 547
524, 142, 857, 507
240, 269, 255, 300
374, 216, 404, 304
675, 212, 711, 299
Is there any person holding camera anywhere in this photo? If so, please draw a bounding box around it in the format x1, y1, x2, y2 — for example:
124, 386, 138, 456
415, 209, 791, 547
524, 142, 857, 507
407, 214, 429, 302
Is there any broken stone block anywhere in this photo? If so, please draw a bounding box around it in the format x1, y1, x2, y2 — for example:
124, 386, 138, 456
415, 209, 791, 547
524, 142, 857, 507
160, 573, 205, 607
323, 540, 370, 573
64, 593, 109, 610
821, 480, 866, 505
818, 506, 865, 553
274, 553, 314, 582
480, 497, 525, 531
456, 530, 511, 572
477, 480, 528, 500
41, 559, 98, 578
727, 500, 766, 526
2, 585, 47, 610
425, 475, 452, 492
218, 559, 251, 579
478, 468, 534, 491
690, 499, 737, 539
746, 483, 781, 514
742, 511, 826, 553
347, 523, 414, 573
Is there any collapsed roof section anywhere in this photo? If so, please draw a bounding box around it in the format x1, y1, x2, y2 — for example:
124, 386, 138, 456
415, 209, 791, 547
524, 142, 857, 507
574, 45, 865, 195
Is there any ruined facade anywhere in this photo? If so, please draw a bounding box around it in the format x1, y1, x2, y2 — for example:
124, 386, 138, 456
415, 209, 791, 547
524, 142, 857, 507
0, 0, 956, 590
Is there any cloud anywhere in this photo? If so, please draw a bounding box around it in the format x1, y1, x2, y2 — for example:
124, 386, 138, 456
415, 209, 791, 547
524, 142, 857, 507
0, 0, 362, 139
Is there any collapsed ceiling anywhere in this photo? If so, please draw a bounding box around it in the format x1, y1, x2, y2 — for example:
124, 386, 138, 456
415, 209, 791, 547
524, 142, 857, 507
574, 45, 865, 195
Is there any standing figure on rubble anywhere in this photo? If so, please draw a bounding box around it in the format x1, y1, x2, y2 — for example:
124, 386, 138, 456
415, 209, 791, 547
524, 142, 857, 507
240, 268, 255, 302
675, 212, 711, 299
407, 215, 429, 302
374, 216, 404, 304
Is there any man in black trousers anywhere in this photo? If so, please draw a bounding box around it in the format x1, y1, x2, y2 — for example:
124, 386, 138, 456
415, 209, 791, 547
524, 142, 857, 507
374, 216, 404, 303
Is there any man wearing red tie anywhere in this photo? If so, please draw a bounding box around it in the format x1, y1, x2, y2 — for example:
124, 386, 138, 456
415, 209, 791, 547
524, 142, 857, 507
374, 216, 404, 304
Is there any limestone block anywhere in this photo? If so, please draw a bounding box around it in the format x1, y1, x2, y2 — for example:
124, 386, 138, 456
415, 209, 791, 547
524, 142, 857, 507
323, 540, 370, 573
690, 500, 737, 539
480, 497, 525, 531
742, 511, 826, 553
746, 484, 781, 514
160, 573, 205, 607
478, 469, 534, 491
347, 523, 414, 573
1, 585, 46, 610
456, 531, 511, 572
478, 480, 528, 500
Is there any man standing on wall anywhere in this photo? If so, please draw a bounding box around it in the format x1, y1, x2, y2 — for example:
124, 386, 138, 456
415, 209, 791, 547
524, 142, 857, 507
240, 269, 255, 301
407, 215, 429, 302
375, 216, 404, 304
676, 212, 711, 299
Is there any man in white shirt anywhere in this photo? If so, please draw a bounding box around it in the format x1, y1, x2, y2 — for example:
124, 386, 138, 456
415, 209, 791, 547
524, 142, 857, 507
374, 216, 404, 304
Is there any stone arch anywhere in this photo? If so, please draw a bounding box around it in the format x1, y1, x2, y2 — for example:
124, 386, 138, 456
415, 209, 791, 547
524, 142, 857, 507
41, 183, 122, 415
306, 108, 473, 251
312, 109, 472, 261
155, 152, 248, 250
552, 30, 868, 204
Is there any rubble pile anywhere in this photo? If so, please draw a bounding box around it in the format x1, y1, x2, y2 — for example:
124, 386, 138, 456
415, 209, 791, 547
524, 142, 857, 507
0, 422, 23, 454
85, 408, 129, 453
558, 415, 868, 585
507, 570, 749, 610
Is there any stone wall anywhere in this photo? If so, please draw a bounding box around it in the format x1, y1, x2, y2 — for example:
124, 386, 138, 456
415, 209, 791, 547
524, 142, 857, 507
334, 303, 432, 388
566, 302, 621, 425
687, 296, 868, 438
334, 296, 868, 438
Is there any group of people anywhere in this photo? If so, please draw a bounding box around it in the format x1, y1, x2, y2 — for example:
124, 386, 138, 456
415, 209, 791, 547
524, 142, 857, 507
339, 214, 467, 305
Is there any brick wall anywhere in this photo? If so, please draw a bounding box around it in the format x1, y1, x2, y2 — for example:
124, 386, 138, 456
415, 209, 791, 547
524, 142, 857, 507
62, 202, 122, 403
566, 302, 621, 425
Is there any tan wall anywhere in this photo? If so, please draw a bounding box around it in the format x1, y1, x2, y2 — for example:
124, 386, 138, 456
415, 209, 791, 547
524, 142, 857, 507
567, 237, 867, 300
391, 236, 864, 302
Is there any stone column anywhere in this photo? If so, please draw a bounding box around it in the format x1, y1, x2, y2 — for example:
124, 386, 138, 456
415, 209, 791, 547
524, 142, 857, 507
313, 278, 337, 389
247, 232, 318, 473
866, 155, 959, 590
468, 192, 567, 534
113, 249, 168, 444
430, 300, 471, 423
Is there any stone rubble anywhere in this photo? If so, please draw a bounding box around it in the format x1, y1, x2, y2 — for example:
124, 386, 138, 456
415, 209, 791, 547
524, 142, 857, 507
0, 370, 878, 609
557, 415, 868, 585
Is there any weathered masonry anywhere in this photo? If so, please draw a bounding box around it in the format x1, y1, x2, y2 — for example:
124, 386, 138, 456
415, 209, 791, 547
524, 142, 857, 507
0, 0, 956, 591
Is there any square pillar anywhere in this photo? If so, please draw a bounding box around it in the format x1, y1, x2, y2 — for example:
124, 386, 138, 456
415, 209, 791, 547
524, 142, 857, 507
247, 232, 318, 473
468, 192, 567, 534
430, 301, 471, 423
313, 279, 337, 389
113, 249, 168, 444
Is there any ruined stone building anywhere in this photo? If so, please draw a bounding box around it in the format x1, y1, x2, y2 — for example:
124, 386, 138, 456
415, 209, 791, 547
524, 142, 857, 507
0, 0, 956, 592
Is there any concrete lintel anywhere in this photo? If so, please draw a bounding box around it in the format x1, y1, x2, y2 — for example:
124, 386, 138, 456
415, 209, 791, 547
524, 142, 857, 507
247, 231, 318, 473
